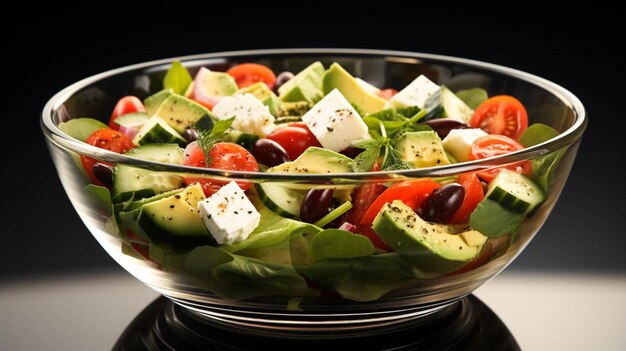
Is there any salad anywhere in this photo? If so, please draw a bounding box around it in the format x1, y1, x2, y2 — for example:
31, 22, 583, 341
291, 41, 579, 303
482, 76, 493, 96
59, 60, 564, 302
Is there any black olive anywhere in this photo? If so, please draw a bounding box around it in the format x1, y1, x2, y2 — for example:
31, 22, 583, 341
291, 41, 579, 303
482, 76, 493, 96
251, 139, 290, 167
420, 119, 469, 139
93, 163, 114, 188
300, 188, 334, 223
421, 183, 465, 223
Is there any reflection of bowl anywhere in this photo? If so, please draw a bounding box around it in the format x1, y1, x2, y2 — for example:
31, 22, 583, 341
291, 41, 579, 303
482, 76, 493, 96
41, 49, 586, 333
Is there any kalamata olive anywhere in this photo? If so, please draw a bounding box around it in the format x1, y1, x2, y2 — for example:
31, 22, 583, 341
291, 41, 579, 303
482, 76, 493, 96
300, 188, 334, 223
182, 129, 199, 143
421, 183, 465, 223
274, 71, 295, 93
251, 138, 290, 167
339, 146, 363, 159
420, 119, 469, 139
93, 163, 114, 188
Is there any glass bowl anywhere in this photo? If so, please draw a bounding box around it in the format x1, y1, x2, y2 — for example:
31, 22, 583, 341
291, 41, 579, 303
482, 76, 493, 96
41, 49, 586, 334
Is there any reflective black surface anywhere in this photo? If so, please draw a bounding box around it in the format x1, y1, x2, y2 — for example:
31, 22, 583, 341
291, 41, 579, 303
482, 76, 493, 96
114, 295, 519, 350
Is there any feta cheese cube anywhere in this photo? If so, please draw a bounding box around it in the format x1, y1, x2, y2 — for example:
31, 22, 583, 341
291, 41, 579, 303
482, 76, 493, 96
301, 89, 370, 152
442, 128, 488, 162
197, 181, 260, 245
212, 93, 276, 137
385, 75, 440, 109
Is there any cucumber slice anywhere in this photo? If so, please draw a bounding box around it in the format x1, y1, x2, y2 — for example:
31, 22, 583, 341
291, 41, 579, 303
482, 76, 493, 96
114, 112, 149, 127
133, 116, 186, 147
255, 183, 306, 219
485, 169, 545, 214
223, 129, 259, 150
113, 144, 185, 200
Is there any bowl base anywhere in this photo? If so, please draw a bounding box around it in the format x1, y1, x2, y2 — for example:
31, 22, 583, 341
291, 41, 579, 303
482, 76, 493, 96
114, 295, 520, 350
170, 296, 464, 338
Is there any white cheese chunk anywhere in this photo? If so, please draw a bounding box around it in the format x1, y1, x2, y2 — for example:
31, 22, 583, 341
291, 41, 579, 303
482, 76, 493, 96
356, 78, 380, 95
212, 93, 276, 137
385, 75, 440, 109
301, 89, 370, 152
442, 128, 488, 162
197, 181, 260, 245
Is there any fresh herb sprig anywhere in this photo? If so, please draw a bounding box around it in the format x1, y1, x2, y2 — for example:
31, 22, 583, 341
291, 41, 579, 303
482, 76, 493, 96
351, 120, 414, 172
195, 115, 235, 166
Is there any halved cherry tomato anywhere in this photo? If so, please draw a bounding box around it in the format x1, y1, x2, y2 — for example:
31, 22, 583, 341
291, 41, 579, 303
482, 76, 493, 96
470, 95, 528, 140
80, 129, 135, 186
265, 124, 322, 160
377, 88, 398, 100
468, 134, 532, 182
183, 142, 259, 196
227, 63, 276, 90
447, 173, 484, 224
108, 96, 145, 130
346, 182, 389, 250
360, 179, 441, 226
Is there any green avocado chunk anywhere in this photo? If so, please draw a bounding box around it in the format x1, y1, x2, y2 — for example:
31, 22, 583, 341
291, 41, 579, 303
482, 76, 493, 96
144, 89, 174, 116
372, 200, 487, 273
322, 63, 386, 114
278, 62, 325, 103
394, 131, 450, 168
269, 147, 352, 174
154, 94, 211, 133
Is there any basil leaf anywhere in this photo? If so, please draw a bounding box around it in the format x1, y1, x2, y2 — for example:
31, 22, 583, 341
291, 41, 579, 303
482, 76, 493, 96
456, 88, 489, 109
300, 253, 415, 301
519, 123, 560, 147
84, 184, 112, 215
352, 147, 380, 172
58, 118, 107, 142
163, 60, 192, 95
532, 147, 567, 191
351, 138, 380, 149
185, 246, 313, 299
311, 229, 375, 262
469, 199, 525, 237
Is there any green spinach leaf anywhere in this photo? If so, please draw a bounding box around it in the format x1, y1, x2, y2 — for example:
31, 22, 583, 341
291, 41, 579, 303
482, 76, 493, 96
311, 229, 374, 262
469, 199, 525, 237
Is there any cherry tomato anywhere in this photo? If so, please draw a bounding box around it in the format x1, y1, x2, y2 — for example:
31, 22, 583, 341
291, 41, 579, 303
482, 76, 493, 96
470, 95, 528, 140
468, 135, 532, 182
108, 96, 145, 130
360, 179, 441, 226
227, 63, 276, 90
377, 88, 398, 100
265, 124, 322, 160
80, 129, 135, 186
183, 142, 259, 196
447, 173, 484, 224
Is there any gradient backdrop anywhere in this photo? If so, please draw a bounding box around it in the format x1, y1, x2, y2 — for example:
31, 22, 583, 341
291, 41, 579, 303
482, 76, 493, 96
2, 7, 624, 278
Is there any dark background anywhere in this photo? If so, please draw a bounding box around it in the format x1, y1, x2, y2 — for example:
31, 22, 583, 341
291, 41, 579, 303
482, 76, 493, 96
2, 7, 624, 279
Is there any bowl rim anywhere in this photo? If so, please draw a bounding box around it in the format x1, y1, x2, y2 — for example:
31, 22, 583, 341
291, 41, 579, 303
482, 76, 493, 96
41, 48, 587, 181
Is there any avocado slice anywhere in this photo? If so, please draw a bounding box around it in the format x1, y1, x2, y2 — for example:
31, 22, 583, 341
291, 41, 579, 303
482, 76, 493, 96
268, 147, 352, 174
322, 63, 386, 114
154, 94, 211, 133
394, 131, 451, 168
278, 62, 325, 103
372, 200, 487, 273
144, 89, 174, 116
